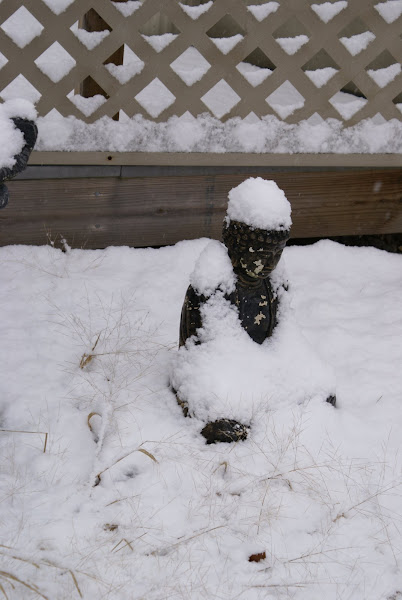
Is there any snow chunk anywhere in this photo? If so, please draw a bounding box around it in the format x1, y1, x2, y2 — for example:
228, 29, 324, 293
190, 241, 236, 297
111, 0, 142, 16
367, 63, 401, 87
135, 79, 176, 118
375, 0, 402, 23
34, 42, 76, 83
0, 51, 8, 70
71, 24, 110, 50
227, 178, 292, 231
41, 0, 75, 14
311, 1, 348, 23
105, 46, 144, 84
0, 7, 44, 48
142, 33, 179, 52
247, 2, 279, 21
276, 35, 309, 55
179, 1, 213, 19
236, 62, 272, 87
210, 35, 244, 54
1, 75, 41, 103
266, 81, 305, 119
329, 91, 367, 120
171, 48, 210, 86
201, 80, 240, 118
305, 67, 338, 87
339, 31, 375, 56
69, 94, 107, 117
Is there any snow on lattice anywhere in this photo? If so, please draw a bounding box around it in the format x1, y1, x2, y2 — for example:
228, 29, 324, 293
142, 33, 179, 52
0, 74, 41, 103
266, 81, 305, 119
179, 1, 213, 19
329, 91, 367, 119
339, 31, 375, 56
71, 22, 110, 50
209, 35, 244, 55
170, 48, 211, 86
201, 79, 241, 118
367, 63, 401, 87
111, 0, 143, 16
276, 35, 309, 55
105, 46, 144, 84
305, 67, 338, 87
247, 2, 279, 22
135, 78, 176, 117
69, 93, 107, 117
35, 42, 76, 83
375, 0, 402, 23
227, 178, 292, 231
236, 62, 272, 87
0, 51, 8, 70
0, 7, 44, 48
41, 0, 75, 15
311, 1, 348, 23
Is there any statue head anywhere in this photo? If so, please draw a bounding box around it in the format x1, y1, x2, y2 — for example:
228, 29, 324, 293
222, 220, 290, 280
222, 178, 291, 281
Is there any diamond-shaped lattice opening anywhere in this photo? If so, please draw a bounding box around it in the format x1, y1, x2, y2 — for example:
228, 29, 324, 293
393, 91, 402, 114
104, 45, 144, 84
1, 75, 41, 103
302, 49, 339, 87
366, 50, 401, 88
266, 81, 305, 118
140, 14, 180, 52
0, 7, 44, 48
236, 48, 275, 87
375, 0, 402, 24
179, 0, 214, 20
274, 17, 309, 55
68, 77, 108, 117
0, 52, 8, 71
310, 1, 347, 23
246, 1, 279, 22
71, 9, 111, 50
135, 78, 176, 117
338, 18, 375, 56
171, 47, 211, 86
207, 15, 245, 54
329, 82, 367, 120
111, 0, 144, 17
201, 79, 241, 118
41, 0, 75, 15
35, 42, 76, 83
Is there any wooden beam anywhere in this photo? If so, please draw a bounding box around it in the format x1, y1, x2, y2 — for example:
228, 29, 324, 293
1, 170, 401, 248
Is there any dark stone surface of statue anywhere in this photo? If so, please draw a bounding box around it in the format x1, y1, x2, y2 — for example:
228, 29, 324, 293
0, 117, 38, 209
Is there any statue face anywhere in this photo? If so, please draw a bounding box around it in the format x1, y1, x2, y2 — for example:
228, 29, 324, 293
238, 241, 286, 279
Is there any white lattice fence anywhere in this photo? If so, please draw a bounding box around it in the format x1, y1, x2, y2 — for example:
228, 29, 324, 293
1, 0, 402, 123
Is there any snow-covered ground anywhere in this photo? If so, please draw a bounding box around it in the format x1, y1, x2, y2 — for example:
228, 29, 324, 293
0, 238, 401, 599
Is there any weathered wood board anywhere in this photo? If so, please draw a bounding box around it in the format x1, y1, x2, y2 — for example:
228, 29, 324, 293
1, 169, 401, 248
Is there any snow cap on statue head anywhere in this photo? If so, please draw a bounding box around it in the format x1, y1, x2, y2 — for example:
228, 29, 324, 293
225, 177, 292, 232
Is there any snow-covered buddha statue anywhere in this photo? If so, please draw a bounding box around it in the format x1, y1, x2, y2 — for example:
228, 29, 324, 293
172, 178, 336, 444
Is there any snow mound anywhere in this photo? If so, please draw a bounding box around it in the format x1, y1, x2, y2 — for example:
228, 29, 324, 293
171, 285, 336, 424
0, 99, 37, 169
190, 240, 236, 297
226, 178, 292, 231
